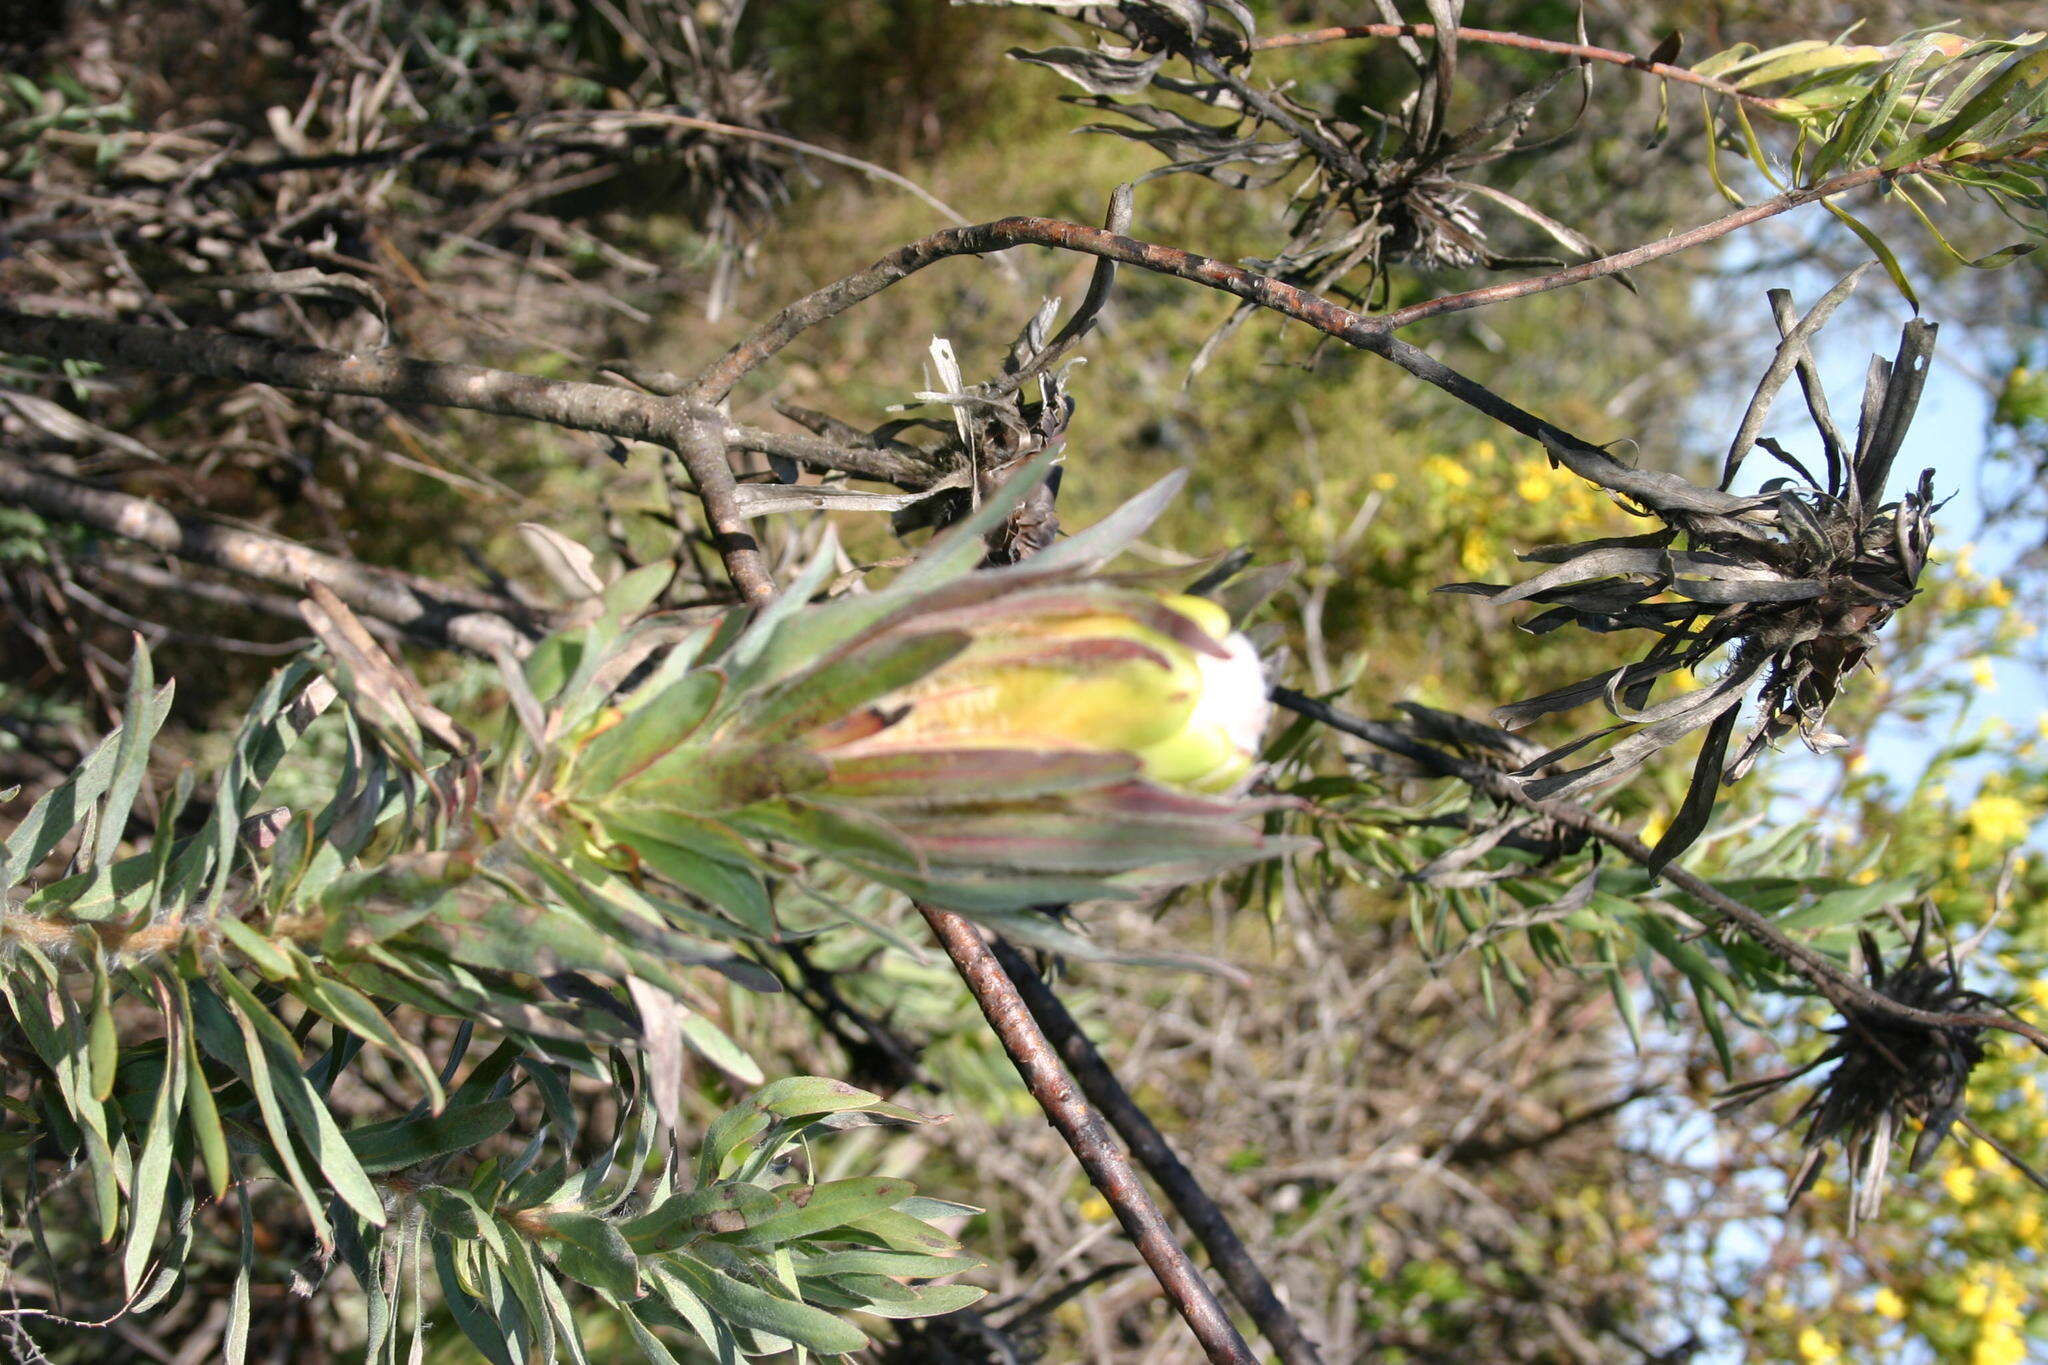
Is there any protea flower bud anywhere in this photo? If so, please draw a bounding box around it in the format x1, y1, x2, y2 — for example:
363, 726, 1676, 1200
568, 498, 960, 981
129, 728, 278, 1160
825, 591, 1268, 796
540, 470, 1299, 929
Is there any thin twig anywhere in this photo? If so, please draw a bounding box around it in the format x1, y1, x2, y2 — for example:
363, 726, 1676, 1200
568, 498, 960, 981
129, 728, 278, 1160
1268, 686, 2048, 1059
987, 938, 1326, 1365
677, 192, 1935, 459
681, 213, 1589, 456
1372, 155, 1950, 330
0, 309, 700, 444
722, 422, 947, 488
590, 110, 979, 229
1249, 22, 1799, 112
145, 105, 981, 232
1178, 43, 1378, 186
918, 905, 1258, 1365
1, 135, 1937, 548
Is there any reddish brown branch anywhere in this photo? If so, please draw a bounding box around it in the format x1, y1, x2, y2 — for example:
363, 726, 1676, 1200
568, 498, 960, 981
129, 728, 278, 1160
1373, 155, 1946, 329
683, 161, 1934, 447
689, 216, 1418, 406
1250, 22, 1797, 111
918, 905, 1258, 1365
987, 938, 1326, 1365
675, 408, 775, 605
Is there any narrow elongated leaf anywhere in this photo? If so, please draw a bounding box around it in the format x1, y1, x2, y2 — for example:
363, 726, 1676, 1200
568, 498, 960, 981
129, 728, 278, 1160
95, 639, 172, 868
433, 1233, 522, 1365
665, 1254, 868, 1355
214, 973, 387, 1227
120, 991, 184, 1295
533, 1210, 640, 1297
719, 1178, 916, 1249
346, 1099, 516, 1173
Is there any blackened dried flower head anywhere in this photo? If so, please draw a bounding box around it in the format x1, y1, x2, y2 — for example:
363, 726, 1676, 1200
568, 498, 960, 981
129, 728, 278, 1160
1376, 167, 1490, 271
999, 0, 1601, 373
649, 4, 792, 318
1444, 283, 1939, 865
1717, 921, 1994, 1232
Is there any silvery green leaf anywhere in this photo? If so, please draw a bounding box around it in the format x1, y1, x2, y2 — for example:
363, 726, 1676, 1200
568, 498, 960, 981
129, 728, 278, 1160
1008, 43, 1168, 97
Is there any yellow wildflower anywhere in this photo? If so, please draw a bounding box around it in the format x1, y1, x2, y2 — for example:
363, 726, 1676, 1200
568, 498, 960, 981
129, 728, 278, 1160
1421, 454, 1472, 488
1639, 809, 1669, 847
1795, 1326, 1838, 1364
1971, 657, 1999, 692
1974, 1325, 2027, 1365
1872, 1286, 1907, 1320
1513, 456, 1572, 503
1967, 792, 2034, 847
1944, 1164, 1979, 1204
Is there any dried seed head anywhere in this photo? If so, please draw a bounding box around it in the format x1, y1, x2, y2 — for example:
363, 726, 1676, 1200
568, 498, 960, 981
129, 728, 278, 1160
1383, 173, 1489, 270
1443, 290, 1940, 865
1718, 918, 1997, 1232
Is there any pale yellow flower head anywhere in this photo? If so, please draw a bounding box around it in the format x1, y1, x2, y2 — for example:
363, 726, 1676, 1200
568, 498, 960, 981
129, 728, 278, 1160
840, 592, 1269, 795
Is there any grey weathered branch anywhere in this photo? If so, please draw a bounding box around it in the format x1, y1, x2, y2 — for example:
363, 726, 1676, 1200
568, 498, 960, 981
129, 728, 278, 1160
683, 213, 1604, 454
988, 938, 1327, 1365
0, 308, 949, 598
0, 456, 535, 657
723, 423, 947, 488
674, 407, 775, 605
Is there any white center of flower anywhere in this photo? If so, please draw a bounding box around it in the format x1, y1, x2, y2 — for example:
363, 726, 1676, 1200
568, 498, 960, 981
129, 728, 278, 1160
1192, 631, 1270, 766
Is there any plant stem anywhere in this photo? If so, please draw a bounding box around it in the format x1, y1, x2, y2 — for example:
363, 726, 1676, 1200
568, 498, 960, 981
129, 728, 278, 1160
0, 455, 536, 657
0, 310, 811, 598
1371, 157, 1943, 330
988, 938, 1327, 1365
917, 904, 1258, 1365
